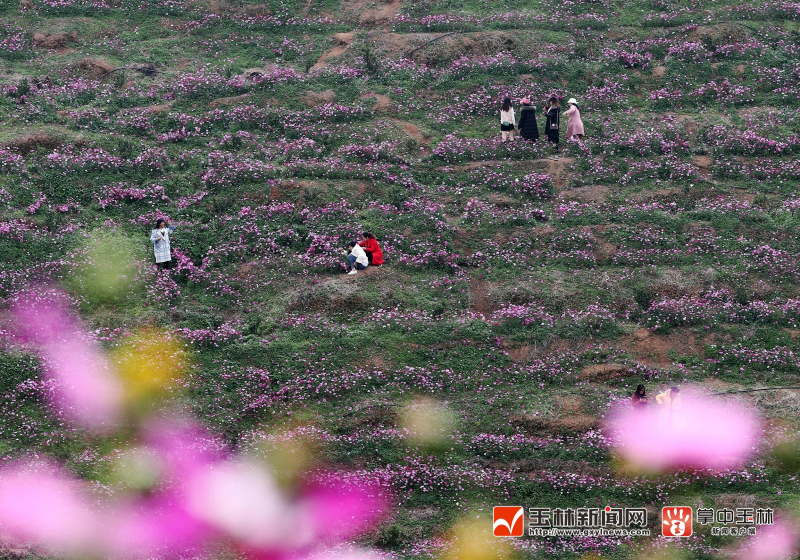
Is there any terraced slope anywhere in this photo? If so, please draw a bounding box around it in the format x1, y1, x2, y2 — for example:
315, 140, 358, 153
0, 0, 799, 558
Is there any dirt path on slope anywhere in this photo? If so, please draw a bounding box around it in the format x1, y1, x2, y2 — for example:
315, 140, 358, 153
311, 32, 354, 71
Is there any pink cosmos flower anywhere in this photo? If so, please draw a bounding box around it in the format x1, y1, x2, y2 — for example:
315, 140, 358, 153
735, 520, 799, 560
12, 291, 123, 430
0, 464, 100, 556
609, 396, 760, 471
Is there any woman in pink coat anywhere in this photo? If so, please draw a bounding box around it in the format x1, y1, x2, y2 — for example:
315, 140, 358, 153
563, 98, 584, 140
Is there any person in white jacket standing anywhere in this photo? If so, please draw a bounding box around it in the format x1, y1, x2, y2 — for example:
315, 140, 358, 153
346, 241, 369, 275
500, 97, 516, 142
150, 218, 176, 270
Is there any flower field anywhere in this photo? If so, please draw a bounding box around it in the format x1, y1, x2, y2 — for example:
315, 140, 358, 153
0, 0, 799, 558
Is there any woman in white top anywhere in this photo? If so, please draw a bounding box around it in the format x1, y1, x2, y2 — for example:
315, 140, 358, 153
499, 97, 516, 142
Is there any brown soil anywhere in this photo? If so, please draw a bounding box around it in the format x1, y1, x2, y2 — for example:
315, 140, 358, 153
559, 184, 609, 204
689, 23, 748, 45
692, 155, 713, 178
206, 0, 272, 17
393, 119, 430, 146
544, 156, 574, 190
364, 92, 393, 112
208, 94, 249, 109
341, 0, 403, 27
371, 31, 518, 65
614, 329, 728, 368
302, 89, 338, 107
735, 64, 746, 74
146, 102, 173, 114
310, 32, 354, 71
652, 66, 666, 78
580, 363, 628, 381
32, 31, 79, 49
692, 155, 712, 169
77, 57, 115, 79
5, 133, 61, 155
270, 179, 326, 201
510, 411, 600, 435
468, 277, 494, 317
506, 345, 532, 362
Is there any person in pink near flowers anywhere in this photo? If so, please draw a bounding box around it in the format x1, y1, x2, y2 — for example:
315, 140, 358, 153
563, 98, 584, 140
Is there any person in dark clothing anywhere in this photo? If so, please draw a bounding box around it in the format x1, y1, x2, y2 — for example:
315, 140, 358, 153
632, 384, 649, 411
517, 98, 539, 142
543, 96, 560, 160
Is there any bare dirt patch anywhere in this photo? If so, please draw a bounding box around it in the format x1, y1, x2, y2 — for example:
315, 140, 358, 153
77, 57, 115, 79
688, 23, 749, 46
580, 363, 627, 381
146, 102, 173, 114
340, 0, 403, 26
510, 409, 600, 435
652, 66, 666, 78
692, 155, 712, 169
614, 329, 720, 367
32, 31, 79, 50
302, 89, 338, 107
544, 156, 574, 190
393, 119, 429, 145
468, 277, 495, 317
311, 32, 354, 71
209, 94, 249, 109
559, 184, 609, 204
270, 179, 326, 201
370, 31, 518, 65
5, 133, 61, 155
363, 92, 394, 113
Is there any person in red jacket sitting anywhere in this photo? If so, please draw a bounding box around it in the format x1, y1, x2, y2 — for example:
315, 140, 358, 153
359, 232, 384, 266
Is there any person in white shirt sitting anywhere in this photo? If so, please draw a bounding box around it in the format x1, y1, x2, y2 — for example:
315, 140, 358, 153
346, 241, 369, 275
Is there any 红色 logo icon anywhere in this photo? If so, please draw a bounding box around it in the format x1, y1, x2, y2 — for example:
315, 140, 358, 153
493, 506, 525, 537
662, 506, 693, 537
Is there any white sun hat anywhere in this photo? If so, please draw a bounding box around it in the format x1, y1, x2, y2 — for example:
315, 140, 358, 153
567, 98, 578, 105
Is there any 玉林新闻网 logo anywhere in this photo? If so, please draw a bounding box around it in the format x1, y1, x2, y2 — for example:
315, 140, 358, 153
662, 507, 693, 537
493, 506, 524, 537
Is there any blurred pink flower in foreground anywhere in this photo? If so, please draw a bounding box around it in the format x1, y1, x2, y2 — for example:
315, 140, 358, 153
12, 291, 123, 430
735, 520, 799, 560
1, 291, 387, 558
609, 397, 760, 471
0, 464, 100, 556
0, 431, 385, 558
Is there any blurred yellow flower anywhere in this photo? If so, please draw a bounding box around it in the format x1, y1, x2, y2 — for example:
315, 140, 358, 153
399, 396, 455, 450
112, 329, 186, 402
443, 518, 514, 560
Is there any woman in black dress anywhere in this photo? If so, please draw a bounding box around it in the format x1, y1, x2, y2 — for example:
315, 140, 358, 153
517, 98, 539, 142
543, 96, 560, 160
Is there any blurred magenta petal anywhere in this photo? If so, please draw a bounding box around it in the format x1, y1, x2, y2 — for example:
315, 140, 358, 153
736, 521, 799, 560
12, 292, 123, 430
0, 465, 99, 556
304, 482, 387, 541
610, 397, 760, 470
304, 546, 393, 560
107, 493, 211, 557
186, 460, 299, 550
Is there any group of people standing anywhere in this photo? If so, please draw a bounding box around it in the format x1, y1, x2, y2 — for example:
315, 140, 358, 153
500, 96, 584, 160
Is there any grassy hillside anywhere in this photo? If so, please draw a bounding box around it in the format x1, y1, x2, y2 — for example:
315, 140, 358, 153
0, 0, 799, 558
